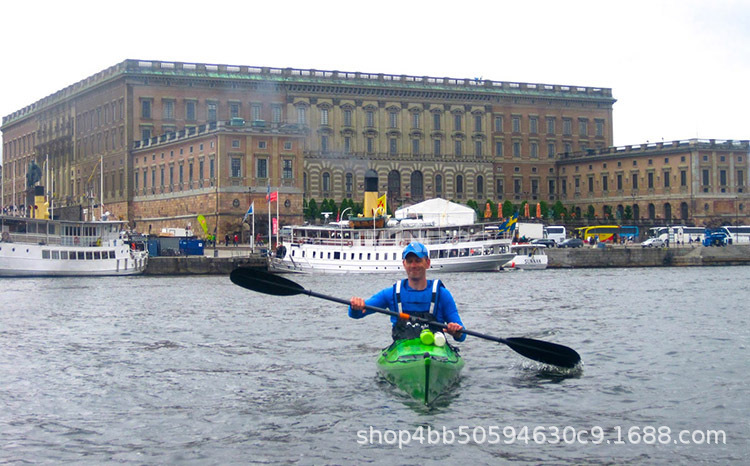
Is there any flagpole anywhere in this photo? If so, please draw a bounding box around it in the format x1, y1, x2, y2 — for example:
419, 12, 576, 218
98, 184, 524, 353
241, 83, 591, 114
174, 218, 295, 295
267, 184, 271, 249
100, 154, 103, 221
276, 194, 280, 247
252, 205, 255, 253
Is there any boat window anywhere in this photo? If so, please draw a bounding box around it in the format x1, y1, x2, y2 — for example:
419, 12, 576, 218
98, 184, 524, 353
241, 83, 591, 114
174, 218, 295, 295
312, 251, 316, 258
94, 251, 101, 260
60, 251, 68, 260
77, 252, 85, 260
449, 249, 458, 257
86, 252, 93, 260
359, 253, 363, 260
69, 251, 77, 260
48, 224, 55, 235
375, 253, 379, 260
52, 250, 60, 260
429, 250, 438, 259
334, 252, 340, 260
367, 253, 371, 260
109, 251, 116, 259
42, 250, 51, 259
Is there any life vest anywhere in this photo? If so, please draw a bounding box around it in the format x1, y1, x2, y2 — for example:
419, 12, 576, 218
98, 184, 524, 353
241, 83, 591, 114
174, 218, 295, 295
391, 279, 442, 340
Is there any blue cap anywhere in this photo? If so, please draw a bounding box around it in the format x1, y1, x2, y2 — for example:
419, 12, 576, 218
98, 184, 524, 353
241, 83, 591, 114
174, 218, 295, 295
402, 242, 429, 259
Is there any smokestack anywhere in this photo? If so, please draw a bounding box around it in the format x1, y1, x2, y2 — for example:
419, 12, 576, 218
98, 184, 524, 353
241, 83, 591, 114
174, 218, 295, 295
363, 169, 379, 217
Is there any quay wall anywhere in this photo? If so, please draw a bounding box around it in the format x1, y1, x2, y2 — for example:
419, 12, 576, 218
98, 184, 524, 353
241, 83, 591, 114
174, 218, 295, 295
546, 244, 750, 268
145, 254, 265, 275
143, 245, 750, 274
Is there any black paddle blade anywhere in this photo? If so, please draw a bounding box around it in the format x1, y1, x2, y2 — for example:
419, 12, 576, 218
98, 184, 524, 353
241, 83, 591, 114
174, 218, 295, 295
504, 337, 581, 368
230, 268, 305, 296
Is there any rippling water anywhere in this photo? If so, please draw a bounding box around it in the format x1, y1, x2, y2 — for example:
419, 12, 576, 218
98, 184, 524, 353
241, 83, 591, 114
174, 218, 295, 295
1, 267, 748, 464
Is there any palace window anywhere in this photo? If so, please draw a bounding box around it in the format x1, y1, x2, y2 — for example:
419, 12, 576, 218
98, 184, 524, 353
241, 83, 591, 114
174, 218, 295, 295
494, 115, 503, 132
257, 158, 267, 179
283, 160, 293, 179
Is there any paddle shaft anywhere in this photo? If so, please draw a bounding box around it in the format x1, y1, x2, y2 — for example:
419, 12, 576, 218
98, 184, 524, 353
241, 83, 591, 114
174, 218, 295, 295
229, 267, 581, 368
301, 287, 516, 346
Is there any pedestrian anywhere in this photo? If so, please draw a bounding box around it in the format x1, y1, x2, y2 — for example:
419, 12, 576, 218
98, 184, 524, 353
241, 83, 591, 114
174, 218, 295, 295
225, 234, 230, 246
233, 234, 238, 247
349, 242, 465, 342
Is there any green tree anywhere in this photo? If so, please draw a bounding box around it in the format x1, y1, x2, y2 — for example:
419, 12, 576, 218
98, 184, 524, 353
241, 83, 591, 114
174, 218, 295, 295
466, 199, 481, 219
306, 198, 320, 223
624, 205, 633, 220
539, 201, 549, 219
552, 201, 566, 220
586, 205, 596, 220
502, 200, 514, 217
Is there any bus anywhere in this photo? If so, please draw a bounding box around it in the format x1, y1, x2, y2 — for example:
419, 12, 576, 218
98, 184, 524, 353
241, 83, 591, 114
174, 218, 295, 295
575, 225, 639, 243
720, 225, 750, 244
544, 225, 566, 244
649, 226, 706, 244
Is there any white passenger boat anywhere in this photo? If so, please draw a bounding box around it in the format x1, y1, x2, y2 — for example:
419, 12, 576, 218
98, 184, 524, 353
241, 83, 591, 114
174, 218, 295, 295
0, 215, 148, 277
268, 218, 514, 274
502, 243, 548, 271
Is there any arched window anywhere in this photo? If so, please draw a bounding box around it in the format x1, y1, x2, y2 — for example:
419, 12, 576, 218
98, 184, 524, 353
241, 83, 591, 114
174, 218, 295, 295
435, 174, 443, 197
680, 202, 689, 221
388, 170, 401, 206
322, 172, 331, 195
664, 203, 672, 222
476, 175, 484, 199
648, 203, 656, 220
456, 175, 464, 198
345, 172, 353, 199
410, 171, 423, 201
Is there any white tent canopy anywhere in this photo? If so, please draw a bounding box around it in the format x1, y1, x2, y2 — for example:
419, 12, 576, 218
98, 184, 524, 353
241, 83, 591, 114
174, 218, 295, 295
394, 198, 476, 226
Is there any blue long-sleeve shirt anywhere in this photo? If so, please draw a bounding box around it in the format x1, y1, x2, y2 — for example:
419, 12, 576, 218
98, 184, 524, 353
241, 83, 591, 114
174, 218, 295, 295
348, 279, 466, 342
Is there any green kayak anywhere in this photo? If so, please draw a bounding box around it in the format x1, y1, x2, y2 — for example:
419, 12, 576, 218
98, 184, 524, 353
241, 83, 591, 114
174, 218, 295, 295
376, 337, 464, 404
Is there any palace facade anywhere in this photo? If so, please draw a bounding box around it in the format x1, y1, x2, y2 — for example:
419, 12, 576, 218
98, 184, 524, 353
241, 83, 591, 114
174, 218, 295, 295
1, 59, 747, 237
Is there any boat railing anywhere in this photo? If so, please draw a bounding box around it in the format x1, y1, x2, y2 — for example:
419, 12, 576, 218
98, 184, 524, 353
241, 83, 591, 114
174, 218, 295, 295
0, 231, 121, 248
285, 230, 509, 248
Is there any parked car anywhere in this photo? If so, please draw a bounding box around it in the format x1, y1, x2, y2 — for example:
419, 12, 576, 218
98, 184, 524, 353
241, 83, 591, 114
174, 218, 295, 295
641, 237, 666, 248
531, 238, 557, 248
558, 238, 584, 248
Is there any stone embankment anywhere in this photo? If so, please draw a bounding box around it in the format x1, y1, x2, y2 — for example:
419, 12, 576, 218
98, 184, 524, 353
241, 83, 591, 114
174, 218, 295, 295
144, 247, 265, 275
143, 245, 750, 274
546, 244, 750, 268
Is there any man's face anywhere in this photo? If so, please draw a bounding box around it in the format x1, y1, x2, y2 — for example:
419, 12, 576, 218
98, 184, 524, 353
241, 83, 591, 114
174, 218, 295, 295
403, 254, 430, 280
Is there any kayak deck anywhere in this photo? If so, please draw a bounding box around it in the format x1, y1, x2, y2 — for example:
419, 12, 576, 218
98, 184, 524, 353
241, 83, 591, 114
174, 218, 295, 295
376, 337, 464, 404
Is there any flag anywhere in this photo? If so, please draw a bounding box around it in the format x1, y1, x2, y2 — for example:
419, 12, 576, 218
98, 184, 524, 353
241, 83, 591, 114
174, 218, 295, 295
272, 217, 278, 235
266, 191, 278, 202
375, 194, 386, 216
243, 201, 254, 222
507, 213, 518, 232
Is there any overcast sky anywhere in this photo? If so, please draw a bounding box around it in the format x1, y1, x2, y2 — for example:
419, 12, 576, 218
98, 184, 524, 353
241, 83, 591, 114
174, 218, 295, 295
1, 0, 748, 164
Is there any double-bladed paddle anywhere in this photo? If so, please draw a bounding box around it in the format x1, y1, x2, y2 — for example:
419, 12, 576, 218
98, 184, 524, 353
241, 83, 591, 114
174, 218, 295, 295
230, 267, 582, 369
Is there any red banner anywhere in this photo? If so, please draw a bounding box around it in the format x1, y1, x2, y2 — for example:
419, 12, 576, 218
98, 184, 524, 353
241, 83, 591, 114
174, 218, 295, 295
266, 191, 278, 202
272, 217, 278, 235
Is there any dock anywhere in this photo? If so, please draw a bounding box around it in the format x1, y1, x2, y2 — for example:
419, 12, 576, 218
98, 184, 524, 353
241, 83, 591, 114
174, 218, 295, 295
546, 244, 750, 268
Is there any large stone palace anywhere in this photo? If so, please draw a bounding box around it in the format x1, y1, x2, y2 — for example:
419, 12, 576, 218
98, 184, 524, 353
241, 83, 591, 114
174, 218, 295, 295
1, 59, 748, 238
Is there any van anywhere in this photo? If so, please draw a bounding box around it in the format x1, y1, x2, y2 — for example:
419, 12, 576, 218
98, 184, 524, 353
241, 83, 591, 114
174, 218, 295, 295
545, 225, 566, 244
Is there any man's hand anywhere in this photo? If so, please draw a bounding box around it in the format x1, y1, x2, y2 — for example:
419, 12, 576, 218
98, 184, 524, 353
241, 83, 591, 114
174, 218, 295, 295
350, 297, 366, 312
445, 322, 463, 337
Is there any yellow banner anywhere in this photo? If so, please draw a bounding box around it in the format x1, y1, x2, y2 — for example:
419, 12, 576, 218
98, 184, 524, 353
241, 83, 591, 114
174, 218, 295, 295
375, 194, 387, 216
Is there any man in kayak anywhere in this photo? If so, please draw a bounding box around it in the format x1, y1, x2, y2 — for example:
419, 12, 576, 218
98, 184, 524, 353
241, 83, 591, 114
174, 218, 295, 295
349, 242, 465, 342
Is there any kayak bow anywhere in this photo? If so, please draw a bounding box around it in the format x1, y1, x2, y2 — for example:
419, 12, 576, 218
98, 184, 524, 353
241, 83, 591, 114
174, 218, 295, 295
376, 337, 464, 404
